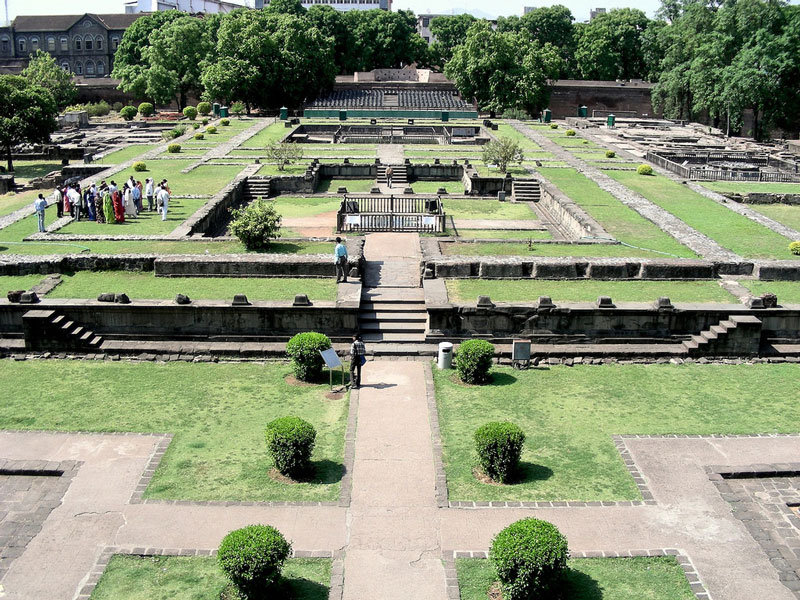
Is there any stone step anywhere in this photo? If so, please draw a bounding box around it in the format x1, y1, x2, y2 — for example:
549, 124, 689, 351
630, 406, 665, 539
90, 336, 103, 347
71, 326, 85, 338
359, 312, 428, 323
360, 302, 426, 312
359, 321, 427, 333
361, 332, 428, 343
361, 289, 424, 302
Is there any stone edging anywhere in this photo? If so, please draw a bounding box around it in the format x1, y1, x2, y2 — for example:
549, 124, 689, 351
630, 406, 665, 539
441, 549, 711, 600
76, 545, 343, 600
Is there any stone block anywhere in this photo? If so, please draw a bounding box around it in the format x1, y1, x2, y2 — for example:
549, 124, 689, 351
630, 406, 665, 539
6, 290, 23, 303
174, 294, 191, 305
533, 262, 579, 279
758, 264, 800, 281
654, 297, 674, 310
19, 292, 39, 304
538, 296, 556, 309
479, 261, 524, 278
640, 261, 715, 279
477, 295, 494, 308
588, 262, 638, 279
293, 294, 311, 306
97, 293, 115, 302
232, 294, 250, 306
597, 296, 615, 308
435, 262, 474, 278
114, 293, 130, 304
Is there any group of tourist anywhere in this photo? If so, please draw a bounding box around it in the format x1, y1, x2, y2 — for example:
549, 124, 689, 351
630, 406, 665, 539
34, 177, 172, 233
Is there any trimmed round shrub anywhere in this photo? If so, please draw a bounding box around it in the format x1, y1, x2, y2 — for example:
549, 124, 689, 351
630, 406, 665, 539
637, 164, 654, 176
202, 117, 210, 126
119, 106, 137, 121
132, 161, 147, 172
197, 101, 212, 116
207, 125, 217, 134
192, 122, 201, 130
183, 106, 198, 120
112, 101, 124, 112
167, 143, 181, 154
221, 118, 231, 126
138, 102, 154, 117
286, 331, 331, 381
565, 129, 576, 136
194, 132, 204, 140
228, 198, 282, 250
86, 101, 111, 117
491, 518, 569, 600
789, 241, 800, 255
549, 123, 558, 129
456, 339, 495, 384
218, 525, 291, 598
582, 140, 589, 144
265, 416, 317, 478
474, 421, 526, 483
605, 150, 616, 158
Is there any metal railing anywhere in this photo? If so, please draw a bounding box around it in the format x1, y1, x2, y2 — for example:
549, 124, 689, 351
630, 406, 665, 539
337, 194, 446, 233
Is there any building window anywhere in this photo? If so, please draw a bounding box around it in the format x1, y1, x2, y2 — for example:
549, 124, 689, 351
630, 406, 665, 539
60, 37, 68, 51
422, 18, 429, 27
97, 61, 105, 75
86, 61, 95, 76
1, 37, 8, 53
111, 37, 119, 50
61, 61, 70, 71
18, 38, 26, 53
30, 37, 39, 51
75, 62, 82, 75
47, 37, 55, 52
96, 36, 103, 50
85, 39, 93, 50
74, 36, 82, 51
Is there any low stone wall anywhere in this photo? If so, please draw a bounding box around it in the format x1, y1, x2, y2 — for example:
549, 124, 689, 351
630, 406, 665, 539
727, 192, 800, 205
183, 167, 257, 237
154, 254, 358, 278
0, 254, 157, 276
426, 256, 755, 279
318, 163, 377, 179
537, 176, 609, 239
408, 164, 464, 181
61, 165, 109, 181
462, 165, 512, 196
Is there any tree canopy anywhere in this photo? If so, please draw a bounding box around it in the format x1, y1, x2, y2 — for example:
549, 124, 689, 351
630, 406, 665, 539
21, 50, 76, 110
0, 76, 58, 172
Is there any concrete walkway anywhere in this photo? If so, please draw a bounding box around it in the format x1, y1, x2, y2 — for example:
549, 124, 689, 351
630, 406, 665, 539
362, 232, 421, 288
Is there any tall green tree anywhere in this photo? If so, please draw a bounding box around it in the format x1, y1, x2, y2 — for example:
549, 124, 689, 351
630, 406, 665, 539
343, 10, 429, 71
428, 13, 476, 65
498, 5, 575, 75
21, 50, 76, 109
574, 8, 652, 80
307, 5, 353, 73
0, 76, 58, 171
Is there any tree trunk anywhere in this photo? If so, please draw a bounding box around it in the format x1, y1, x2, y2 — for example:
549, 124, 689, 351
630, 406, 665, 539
179, 91, 187, 112
752, 107, 760, 141
5, 144, 13, 173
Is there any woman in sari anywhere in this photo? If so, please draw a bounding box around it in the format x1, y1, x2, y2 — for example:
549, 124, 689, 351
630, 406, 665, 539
124, 185, 137, 217
103, 190, 115, 224
112, 189, 125, 223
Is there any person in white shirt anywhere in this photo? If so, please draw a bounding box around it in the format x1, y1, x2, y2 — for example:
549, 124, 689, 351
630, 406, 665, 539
157, 185, 170, 221
67, 186, 81, 220
145, 178, 154, 211
124, 184, 137, 217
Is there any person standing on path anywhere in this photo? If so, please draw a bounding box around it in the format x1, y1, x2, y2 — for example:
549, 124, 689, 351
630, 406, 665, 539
34, 194, 48, 232
386, 166, 393, 188
349, 333, 366, 389
334, 236, 348, 283
52, 186, 63, 218
145, 178, 154, 211
157, 184, 170, 221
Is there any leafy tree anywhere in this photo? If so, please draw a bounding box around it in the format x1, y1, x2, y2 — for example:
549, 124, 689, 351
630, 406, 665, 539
498, 6, 575, 75
112, 11, 184, 100
229, 198, 282, 250
446, 22, 562, 116
265, 143, 304, 171
264, 0, 306, 15
21, 50, 76, 109
428, 14, 476, 65
0, 76, 58, 171
343, 10, 429, 71
481, 137, 524, 173
574, 8, 652, 80
307, 5, 355, 74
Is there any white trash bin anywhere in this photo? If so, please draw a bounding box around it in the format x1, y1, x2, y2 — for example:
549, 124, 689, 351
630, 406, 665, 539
437, 342, 454, 370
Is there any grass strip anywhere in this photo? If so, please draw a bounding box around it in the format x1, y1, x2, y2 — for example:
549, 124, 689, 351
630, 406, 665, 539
0, 274, 46, 292
0, 361, 348, 501
58, 198, 209, 236
441, 241, 683, 258
435, 363, 799, 502
443, 199, 537, 221
455, 229, 552, 240
316, 179, 374, 193
95, 145, 159, 165
739, 280, 800, 304
701, 182, 800, 195
746, 203, 800, 232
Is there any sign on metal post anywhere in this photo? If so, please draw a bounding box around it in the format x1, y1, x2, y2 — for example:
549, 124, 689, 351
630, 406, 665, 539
320, 348, 344, 391
512, 340, 531, 370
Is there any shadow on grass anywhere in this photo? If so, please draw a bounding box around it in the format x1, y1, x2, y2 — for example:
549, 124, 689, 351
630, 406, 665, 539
312, 459, 345, 486
223, 578, 328, 600
488, 372, 518, 386
562, 567, 603, 600
515, 461, 554, 484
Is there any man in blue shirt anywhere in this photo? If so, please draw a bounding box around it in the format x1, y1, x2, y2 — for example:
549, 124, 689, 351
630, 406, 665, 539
334, 237, 348, 283
34, 194, 48, 232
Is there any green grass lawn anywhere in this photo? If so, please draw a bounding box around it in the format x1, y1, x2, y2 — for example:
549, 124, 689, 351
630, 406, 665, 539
57, 198, 209, 235
445, 279, 734, 304
747, 203, 800, 232
494, 123, 541, 150
455, 229, 552, 240
95, 145, 158, 165
539, 168, 696, 258
8, 160, 62, 182
412, 181, 465, 194
257, 163, 310, 176
0, 274, 46, 292
457, 557, 694, 600
108, 161, 244, 196
473, 164, 531, 177
239, 121, 290, 148
740, 280, 800, 304
316, 179, 374, 193
436, 363, 800, 502
606, 171, 794, 259
0, 190, 39, 218
91, 555, 330, 600
441, 241, 685, 258
48, 271, 336, 301
272, 196, 340, 218
443, 199, 537, 221
701, 182, 800, 195
0, 361, 348, 501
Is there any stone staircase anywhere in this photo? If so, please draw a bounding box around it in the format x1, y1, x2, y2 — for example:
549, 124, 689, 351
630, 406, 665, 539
513, 179, 541, 202
682, 315, 762, 356
359, 287, 427, 343
377, 164, 408, 187
241, 177, 272, 204
21, 310, 103, 352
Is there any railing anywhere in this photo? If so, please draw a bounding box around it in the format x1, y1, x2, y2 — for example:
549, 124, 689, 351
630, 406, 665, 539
645, 151, 800, 182
337, 194, 446, 233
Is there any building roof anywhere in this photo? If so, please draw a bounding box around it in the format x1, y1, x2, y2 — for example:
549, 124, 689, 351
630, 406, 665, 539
12, 13, 144, 33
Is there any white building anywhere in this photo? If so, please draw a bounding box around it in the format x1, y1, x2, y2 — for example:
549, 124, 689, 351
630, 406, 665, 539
124, 0, 246, 14
257, 0, 390, 11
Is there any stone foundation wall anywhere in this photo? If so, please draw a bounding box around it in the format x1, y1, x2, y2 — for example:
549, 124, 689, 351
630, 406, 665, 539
154, 254, 359, 278
537, 177, 609, 239
408, 164, 464, 181
462, 165, 512, 196
0, 255, 157, 276
727, 193, 800, 205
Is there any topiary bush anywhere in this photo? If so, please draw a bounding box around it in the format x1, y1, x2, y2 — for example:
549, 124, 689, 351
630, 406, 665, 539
167, 143, 181, 154
132, 161, 147, 172
221, 118, 231, 126
265, 416, 317, 478
112, 101, 124, 112
202, 117, 209, 126
565, 129, 576, 136
637, 164, 654, 176
228, 198, 282, 251
789, 241, 800, 255
86, 100, 111, 117
285, 331, 331, 382
162, 124, 187, 141
231, 101, 246, 117
474, 421, 526, 483
183, 106, 198, 120
207, 125, 217, 134
491, 518, 569, 600
549, 123, 558, 129
119, 105, 138, 121
192, 122, 201, 129
138, 102, 154, 117
197, 101, 212, 116
456, 339, 495, 384
218, 525, 291, 599
605, 150, 616, 158
194, 132, 204, 140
